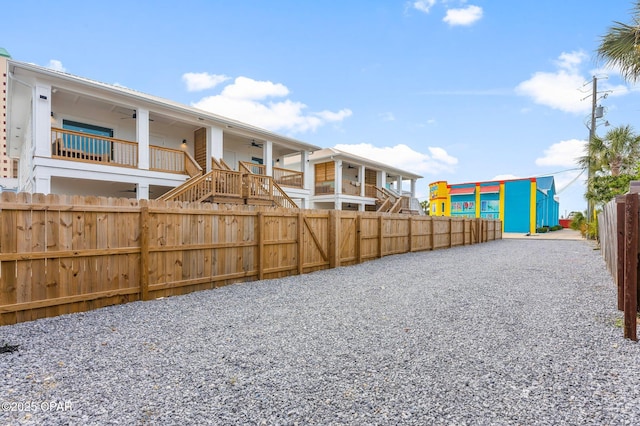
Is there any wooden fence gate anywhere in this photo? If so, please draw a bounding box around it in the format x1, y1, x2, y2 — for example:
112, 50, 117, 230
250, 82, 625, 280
0, 193, 502, 325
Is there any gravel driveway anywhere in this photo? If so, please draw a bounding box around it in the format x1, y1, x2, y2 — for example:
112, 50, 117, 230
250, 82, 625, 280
1, 238, 638, 425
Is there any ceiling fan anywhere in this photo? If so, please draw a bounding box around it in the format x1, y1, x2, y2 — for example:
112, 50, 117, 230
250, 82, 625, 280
249, 139, 263, 148
119, 109, 154, 121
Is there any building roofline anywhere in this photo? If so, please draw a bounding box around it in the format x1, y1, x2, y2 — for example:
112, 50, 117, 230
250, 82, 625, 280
310, 148, 423, 179
7, 59, 321, 151
431, 175, 553, 187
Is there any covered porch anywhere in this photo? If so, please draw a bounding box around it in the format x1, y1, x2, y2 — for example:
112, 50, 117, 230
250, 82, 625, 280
6, 60, 319, 201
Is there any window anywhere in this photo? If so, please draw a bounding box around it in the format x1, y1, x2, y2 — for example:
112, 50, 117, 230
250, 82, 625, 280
61, 120, 113, 157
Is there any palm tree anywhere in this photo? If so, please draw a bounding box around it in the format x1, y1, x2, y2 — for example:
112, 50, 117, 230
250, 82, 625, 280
597, 1, 640, 83
579, 125, 640, 176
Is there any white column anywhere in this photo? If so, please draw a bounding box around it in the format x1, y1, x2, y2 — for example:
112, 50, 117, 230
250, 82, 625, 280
34, 175, 51, 195
264, 141, 273, 176
301, 151, 310, 190
335, 159, 343, 209
359, 165, 365, 197
396, 175, 403, 194
378, 170, 386, 189
34, 84, 52, 158
207, 126, 224, 172
335, 159, 343, 194
137, 182, 149, 200
137, 108, 150, 170
410, 179, 416, 198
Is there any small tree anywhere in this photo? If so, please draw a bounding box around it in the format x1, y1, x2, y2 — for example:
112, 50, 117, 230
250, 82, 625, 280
419, 200, 430, 215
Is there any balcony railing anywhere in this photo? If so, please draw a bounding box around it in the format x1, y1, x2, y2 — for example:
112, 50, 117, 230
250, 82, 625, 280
239, 161, 266, 175
150, 146, 201, 177
314, 179, 365, 196
51, 128, 201, 177
274, 166, 303, 188
240, 161, 304, 189
51, 127, 137, 167
342, 179, 361, 196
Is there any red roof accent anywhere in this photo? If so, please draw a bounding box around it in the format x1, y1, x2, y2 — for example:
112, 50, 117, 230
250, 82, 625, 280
449, 187, 475, 195
480, 185, 500, 193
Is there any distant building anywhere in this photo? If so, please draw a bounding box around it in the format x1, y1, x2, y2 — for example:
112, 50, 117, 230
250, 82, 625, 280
429, 176, 559, 234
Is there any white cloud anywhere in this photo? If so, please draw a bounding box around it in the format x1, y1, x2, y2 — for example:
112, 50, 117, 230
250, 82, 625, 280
535, 139, 586, 168
191, 76, 351, 134
182, 72, 230, 92
315, 109, 353, 122
46, 59, 66, 72
516, 50, 630, 114
379, 112, 396, 122
221, 76, 289, 100
413, 0, 436, 13
443, 5, 483, 26
333, 143, 458, 175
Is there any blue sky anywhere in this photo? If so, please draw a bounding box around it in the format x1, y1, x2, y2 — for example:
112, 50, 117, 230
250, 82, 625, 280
4, 0, 640, 214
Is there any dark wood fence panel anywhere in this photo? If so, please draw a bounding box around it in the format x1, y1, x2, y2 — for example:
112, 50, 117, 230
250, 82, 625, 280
0, 193, 502, 325
599, 192, 640, 341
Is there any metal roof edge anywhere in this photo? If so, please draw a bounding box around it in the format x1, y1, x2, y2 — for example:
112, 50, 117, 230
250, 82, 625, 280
7, 59, 321, 151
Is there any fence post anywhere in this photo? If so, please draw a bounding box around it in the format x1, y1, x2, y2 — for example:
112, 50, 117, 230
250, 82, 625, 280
378, 215, 384, 258
139, 200, 150, 301
448, 218, 453, 248
257, 212, 264, 280
624, 193, 638, 341
408, 217, 414, 252
616, 196, 626, 311
328, 210, 340, 268
297, 212, 304, 275
356, 214, 363, 264
429, 217, 435, 250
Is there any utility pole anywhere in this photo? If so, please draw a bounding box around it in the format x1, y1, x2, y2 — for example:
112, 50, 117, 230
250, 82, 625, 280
587, 76, 597, 227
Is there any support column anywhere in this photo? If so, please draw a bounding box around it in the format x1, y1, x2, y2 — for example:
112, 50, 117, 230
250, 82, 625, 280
34, 175, 51, 195
301, 150, 310, 190
264, 141, 273, 176
137, 108, 150, 170
34, 84, 52, 158
499, 181, 506, 233
378, 170, 386, 189
530, 178, 537, 234
137, 182, 149, 200
207, 126, 224, 171
359, 165, 365, 197
396, 175, 402, 195
475, 184, 481, 218
335, 159, 343, 209
410, 179, 416, 198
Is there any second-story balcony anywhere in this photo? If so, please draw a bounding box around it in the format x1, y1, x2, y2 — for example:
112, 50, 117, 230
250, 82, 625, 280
51, 128, 202, 177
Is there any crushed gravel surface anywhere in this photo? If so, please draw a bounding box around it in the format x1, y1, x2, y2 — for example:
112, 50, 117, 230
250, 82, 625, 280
1, 239, 639, 425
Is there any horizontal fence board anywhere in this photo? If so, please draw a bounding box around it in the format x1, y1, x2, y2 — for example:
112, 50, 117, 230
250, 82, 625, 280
0, 192, 501, 325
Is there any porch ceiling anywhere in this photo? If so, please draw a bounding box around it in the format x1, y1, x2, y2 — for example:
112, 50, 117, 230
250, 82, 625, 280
52, 90, 200, 131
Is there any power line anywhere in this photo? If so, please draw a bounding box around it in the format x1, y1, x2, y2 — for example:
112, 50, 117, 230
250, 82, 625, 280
533, 167, 583, 177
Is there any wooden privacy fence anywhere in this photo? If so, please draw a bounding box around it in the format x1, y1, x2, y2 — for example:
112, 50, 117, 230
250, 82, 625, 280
599, 189, 640, 341
0, 193, 501, 325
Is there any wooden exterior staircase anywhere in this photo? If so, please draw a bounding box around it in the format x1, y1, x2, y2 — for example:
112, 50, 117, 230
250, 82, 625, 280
239, 162, 298, 209
157, 158, 298, 209
371, 186, 420, 215
157, 168, 243, 203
